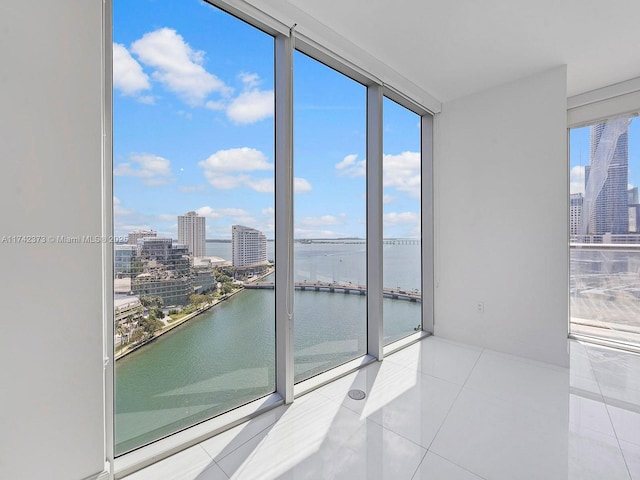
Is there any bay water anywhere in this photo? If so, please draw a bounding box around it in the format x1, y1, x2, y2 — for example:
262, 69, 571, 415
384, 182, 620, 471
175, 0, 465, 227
115, 241, 421, 454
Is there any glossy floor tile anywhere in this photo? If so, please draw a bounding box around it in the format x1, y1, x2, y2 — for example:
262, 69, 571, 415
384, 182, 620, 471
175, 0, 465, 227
123, 338, 640, 480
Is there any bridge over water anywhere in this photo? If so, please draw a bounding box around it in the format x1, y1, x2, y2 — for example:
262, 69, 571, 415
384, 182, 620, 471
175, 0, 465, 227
244, 280, 421, 303
295, 239, 420, 246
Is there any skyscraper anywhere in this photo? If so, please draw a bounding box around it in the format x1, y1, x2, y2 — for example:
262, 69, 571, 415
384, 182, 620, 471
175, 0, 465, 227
570, 193, 583, 236
582, 120, 629, 235
232, 225, 267, 267
178, 211, 206, 257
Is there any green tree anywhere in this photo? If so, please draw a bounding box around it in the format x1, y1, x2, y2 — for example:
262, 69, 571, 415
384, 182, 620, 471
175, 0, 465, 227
139, 315, 163, 336
189, 293, 209, 308
129, 328, 145, 344
140, 295, 163, 308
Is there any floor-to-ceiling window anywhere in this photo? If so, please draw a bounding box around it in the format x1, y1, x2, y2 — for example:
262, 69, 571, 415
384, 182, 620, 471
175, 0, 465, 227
111, 0, 432, 462
569, 115, 640, 349
113, 0, 275, 454
382, 97, 423, 345
292, 51, 368, 382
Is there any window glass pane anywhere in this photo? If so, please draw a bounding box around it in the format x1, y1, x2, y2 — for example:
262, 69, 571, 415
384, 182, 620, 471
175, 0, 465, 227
569, 115, 640, 348
113, 0, 275, 455
293, 51, 367, 382
382, 98, 422, 344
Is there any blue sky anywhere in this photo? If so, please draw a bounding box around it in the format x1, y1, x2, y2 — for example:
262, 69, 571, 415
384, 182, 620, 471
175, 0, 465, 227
569, 117, 640, 195
113, 0, 421, 239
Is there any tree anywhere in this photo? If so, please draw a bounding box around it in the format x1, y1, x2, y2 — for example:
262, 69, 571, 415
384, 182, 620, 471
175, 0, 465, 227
129, 328, 145, 344
189, 293, 208, 309
116, 324, 128, 345
140, 295, 163, 308
139, 315, 163, 336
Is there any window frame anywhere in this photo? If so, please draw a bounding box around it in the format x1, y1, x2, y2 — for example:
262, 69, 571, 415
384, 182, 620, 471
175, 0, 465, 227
106, 0, 434, 475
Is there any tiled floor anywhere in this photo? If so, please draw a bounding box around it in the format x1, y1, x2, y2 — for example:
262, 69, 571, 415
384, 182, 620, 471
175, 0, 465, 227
123, 337, 640, 480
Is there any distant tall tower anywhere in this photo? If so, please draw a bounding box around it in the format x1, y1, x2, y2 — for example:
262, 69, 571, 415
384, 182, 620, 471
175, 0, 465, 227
178, 211, 206, 257
232, 225, 267, 267
583, 121, 629, 235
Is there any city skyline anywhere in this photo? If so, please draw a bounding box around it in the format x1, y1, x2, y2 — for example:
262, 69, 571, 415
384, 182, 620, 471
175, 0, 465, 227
570, 117, 640, 198
582, 120, 629, 235
112, 0, 422, 241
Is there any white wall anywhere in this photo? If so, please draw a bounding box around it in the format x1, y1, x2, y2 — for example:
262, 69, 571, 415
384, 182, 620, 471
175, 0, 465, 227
0, 2, 106, 479
435, 66, 569, 367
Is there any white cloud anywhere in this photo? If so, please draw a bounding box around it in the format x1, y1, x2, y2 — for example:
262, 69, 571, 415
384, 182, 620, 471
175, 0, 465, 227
384, 211, 420, 227
196, 206, 256, 226
239, 72, 260, 88
335, 154, 358, 170
114, 153, 173, 186
200, 147, 272, 172
246, 178, 274, 193
198, 148, 276, 192
113, 197, 133, 216
227, 89, 274, 124
383, 151, 421, 199
570, 165, 586, 195
294, 177, 312, 194
196, 206, 250, 219
336, 154, 366, 177
131, 28, 232, 106
335, 151, 420, 199
383, 194, 394, 204
233, 176, 310, 194
262, 207, 274, 216
222, 72, 274, 124
112, 43, 151, 96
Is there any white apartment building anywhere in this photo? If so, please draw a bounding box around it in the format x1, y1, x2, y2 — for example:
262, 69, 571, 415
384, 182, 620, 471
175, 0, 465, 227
177, 211, 206, 257
232, 225, 267, 267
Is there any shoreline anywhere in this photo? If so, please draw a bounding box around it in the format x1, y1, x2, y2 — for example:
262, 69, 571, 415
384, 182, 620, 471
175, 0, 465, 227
114, 266, 274, 361
114, 287, 244, 361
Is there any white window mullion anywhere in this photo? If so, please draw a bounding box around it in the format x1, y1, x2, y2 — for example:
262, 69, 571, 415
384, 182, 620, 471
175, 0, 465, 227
274, 33, 295, 403
421, 114, 434, 334
367, 84, 384, 360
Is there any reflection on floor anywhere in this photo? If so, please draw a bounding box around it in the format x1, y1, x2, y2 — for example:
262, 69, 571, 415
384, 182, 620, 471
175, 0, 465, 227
124, 337, 640, 480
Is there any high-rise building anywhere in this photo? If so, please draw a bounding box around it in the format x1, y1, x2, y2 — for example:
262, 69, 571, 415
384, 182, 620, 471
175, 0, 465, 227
583, 122, 629, 235
178, 211, 206, 257
139, 237, 172, 262
114, 244, 138, 277
232, 225, 267, 267
570, 193, 583, 236
127, 229, 156, 246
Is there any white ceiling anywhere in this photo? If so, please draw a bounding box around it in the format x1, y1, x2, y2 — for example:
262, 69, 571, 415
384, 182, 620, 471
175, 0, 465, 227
277, 0, 640, 103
